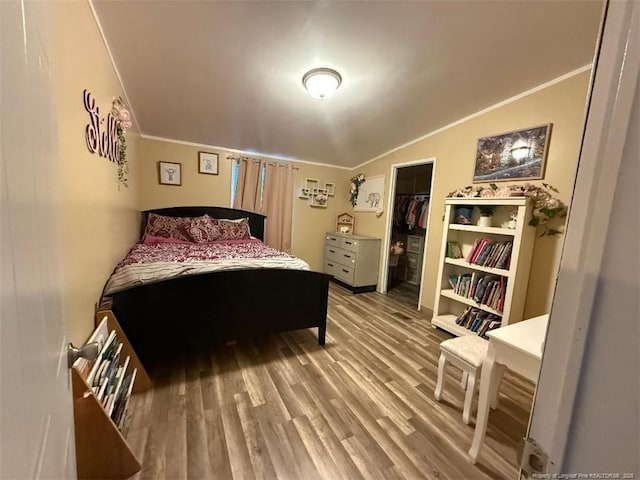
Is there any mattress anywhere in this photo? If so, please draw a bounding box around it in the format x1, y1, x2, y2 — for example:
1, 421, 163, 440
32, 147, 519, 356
104, 238, 310, 295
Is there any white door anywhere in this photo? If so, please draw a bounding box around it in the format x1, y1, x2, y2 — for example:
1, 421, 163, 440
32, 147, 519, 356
525, 0, 639, 474
1, 1, 76, 478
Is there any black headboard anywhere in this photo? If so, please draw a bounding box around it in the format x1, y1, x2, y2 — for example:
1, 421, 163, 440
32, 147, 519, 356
141, 206, 266, 241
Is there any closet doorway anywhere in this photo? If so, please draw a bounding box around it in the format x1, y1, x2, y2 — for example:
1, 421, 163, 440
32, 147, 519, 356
381, 158, 435, 309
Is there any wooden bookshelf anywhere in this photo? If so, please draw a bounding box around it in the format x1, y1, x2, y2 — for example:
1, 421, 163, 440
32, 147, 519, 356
71, 310, 152, 480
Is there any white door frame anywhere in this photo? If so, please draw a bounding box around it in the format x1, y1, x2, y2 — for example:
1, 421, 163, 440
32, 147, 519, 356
526, 0, 639, 472
379, 157, 436, 310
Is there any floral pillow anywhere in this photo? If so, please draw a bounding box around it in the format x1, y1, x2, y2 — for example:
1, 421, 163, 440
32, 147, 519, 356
215, 218, 251, 240
142, 235, 192, 245
143, 213, 193, 242
187, 215, 221, 243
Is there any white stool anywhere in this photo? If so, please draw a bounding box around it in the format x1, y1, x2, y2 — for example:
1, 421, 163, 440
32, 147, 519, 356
434, 335, 488, 424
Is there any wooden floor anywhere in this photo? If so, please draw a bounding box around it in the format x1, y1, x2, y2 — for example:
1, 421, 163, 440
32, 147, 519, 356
126, 283, 534, 480
385, 280, 420, 308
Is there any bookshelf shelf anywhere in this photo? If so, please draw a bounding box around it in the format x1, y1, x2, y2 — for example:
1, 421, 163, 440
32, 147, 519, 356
71, 310, 152, 480
432, 198, 536, 338
444, 257, 510, 277
440, 289, 503, 316
431, 314, 476, 337
448, 224, 516, 236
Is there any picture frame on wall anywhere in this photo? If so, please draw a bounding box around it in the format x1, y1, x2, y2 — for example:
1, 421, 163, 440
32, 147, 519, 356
198, 151, 219, 175
158, 161, 182, 186
472, 123, 552, 183
354, 174, 385, 212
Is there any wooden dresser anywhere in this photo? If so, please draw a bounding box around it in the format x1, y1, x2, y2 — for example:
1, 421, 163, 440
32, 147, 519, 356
324, 232, 381, 293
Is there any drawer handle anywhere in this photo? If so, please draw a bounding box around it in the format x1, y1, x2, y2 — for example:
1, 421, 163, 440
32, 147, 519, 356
342, 269, 349, 273
345, 241, 352, 245
329, 249, 335, 253
343, 254, 351, 258
328, 263, 334, 267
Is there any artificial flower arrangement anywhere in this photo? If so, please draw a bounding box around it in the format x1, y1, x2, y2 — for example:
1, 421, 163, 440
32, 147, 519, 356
447, 183, 568, 236
349, 173, 366, 207
111, 97, 132, 188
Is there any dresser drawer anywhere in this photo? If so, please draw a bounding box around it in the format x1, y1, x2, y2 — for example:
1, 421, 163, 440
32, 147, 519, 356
406, 235, 423, 254
324, 260, 355, 285
406, 252, 420, 268
340, 236, 360, 252
325, 234, 342, 248
406, 266, 420, 284
325, 246, 357, 267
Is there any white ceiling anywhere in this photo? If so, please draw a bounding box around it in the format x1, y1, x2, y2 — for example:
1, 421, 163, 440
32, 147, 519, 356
92, 0, 603, 168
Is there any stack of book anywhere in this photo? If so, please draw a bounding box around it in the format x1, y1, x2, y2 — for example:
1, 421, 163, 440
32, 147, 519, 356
465, 238, 513, 270
79, 318, 138, 431
450, 273, 506, 312
455, 307, 502, 338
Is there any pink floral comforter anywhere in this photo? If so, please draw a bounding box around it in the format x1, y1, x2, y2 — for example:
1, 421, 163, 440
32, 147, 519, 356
104, 239, 310, 295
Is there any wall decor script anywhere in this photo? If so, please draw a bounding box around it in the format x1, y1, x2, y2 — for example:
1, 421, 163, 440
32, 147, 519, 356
83, 89, 120, 163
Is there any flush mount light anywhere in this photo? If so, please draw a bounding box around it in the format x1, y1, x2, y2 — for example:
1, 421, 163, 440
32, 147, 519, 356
302, 67, 342, 99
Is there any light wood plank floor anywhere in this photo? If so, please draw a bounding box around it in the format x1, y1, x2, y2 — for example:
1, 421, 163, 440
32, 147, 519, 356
126, 283, 534, 480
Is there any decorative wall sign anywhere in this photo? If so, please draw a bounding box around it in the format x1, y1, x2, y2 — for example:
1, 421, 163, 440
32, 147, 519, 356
83, 90, 132, 188
473, 124, 552, 182
158, 161, 182, 186
84, 90, 120, 163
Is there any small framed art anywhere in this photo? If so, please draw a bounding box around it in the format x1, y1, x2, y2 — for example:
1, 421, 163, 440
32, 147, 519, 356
158, 161, 182, 186
198, 151, 219, 175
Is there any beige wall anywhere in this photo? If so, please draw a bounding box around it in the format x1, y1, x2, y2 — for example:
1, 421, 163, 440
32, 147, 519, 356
292, 164, 351, 269
139, 138, 232, 209
138, 137, 351, 270
352, 71, 591, 317
52, 1, 141, 344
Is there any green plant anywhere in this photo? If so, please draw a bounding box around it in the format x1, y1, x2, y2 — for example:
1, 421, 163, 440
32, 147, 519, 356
447, 182, 568, 236
478, 205, 496, 216
349, 173, 365, 207
111, 96, 132, 189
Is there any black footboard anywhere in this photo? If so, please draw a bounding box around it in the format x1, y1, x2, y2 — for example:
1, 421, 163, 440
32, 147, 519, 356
107, 268, 330, 366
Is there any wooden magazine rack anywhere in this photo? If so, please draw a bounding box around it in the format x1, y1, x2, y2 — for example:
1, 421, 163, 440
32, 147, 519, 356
71, 310, 152, 480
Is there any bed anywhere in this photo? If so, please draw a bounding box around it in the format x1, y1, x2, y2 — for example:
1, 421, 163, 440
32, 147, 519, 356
100, 206, 330, 366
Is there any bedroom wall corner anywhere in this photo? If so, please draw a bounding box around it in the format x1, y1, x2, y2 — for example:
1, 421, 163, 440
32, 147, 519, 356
351, 71, 591, 318
292, 164, 352, 270
51, 0, 141, 345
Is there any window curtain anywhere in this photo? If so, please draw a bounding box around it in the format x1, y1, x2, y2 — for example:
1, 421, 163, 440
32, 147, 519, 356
261, 162, 294, 252
233, 158, 263, 212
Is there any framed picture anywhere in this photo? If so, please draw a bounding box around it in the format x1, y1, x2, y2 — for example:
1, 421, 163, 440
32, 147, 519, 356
354, 174, 384, 212
473, 124, 552, 183
198, 151, 219, 175
158, 161, 182, 186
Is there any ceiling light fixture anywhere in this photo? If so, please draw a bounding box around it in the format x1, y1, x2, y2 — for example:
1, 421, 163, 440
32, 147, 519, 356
302, 67, 342, 99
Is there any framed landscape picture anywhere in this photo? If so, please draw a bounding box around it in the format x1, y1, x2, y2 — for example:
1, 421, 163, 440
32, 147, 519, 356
158, 161, 182, 186
473, 124, 551, 182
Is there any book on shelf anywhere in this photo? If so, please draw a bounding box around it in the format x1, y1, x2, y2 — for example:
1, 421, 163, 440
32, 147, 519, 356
114, 368, 137, 430
107, 356, 131, 416
446, 241, 463, 259
454, 307, 502, 337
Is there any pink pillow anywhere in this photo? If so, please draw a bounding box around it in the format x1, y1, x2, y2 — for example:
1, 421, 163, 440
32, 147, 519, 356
187, 215, 221, 243
144, 213, 193, 241
142, 235, 192, 245
215, 218, 251, 240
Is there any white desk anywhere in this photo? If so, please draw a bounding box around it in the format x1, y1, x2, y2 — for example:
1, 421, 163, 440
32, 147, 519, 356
468, 315, 549, 463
